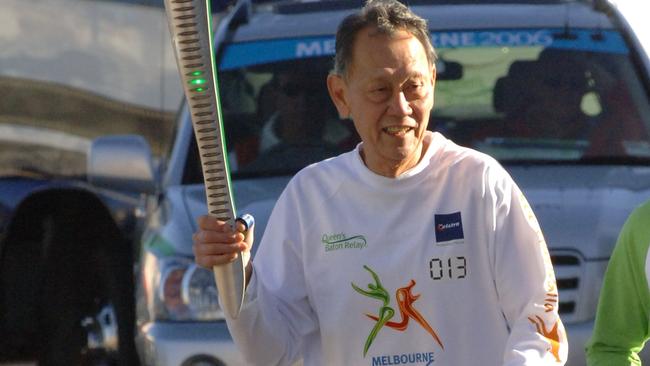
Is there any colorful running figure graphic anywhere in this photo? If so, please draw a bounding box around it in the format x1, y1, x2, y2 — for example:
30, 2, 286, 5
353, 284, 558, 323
352, 265, 443, 357
367, 279, 444, 350
528, 315, 562, 362
351, 265, 395, 356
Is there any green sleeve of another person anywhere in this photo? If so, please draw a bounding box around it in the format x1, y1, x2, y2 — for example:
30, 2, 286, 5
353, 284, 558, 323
586, 201, 650, 366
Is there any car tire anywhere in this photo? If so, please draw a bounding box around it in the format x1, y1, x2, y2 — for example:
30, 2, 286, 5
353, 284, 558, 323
1, 189, 139, 366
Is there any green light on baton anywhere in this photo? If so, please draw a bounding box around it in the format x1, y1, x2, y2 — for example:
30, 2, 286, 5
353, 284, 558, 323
189, 78, 207, 86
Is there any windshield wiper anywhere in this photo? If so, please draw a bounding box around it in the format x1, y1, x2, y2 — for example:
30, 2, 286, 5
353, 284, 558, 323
500, 156, 650, 166
578, 155, 650, 165
232, 168, 300, 179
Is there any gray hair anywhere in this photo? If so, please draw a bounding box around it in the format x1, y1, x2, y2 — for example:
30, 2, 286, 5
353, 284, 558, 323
333, 0, 437, 77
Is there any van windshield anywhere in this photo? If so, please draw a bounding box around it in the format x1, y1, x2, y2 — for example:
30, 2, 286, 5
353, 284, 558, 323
216, 28, 650, 177
0, 0, 176, 180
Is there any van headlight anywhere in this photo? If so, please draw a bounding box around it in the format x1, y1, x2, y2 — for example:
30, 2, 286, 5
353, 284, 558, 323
154, 258, 224, 321
182, 263, 223, 320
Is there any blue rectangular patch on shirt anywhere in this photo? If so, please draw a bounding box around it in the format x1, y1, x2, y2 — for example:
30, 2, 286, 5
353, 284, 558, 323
435, 212, 464, 243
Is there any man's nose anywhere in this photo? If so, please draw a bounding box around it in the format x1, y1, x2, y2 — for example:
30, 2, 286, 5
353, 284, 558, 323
388, 91, 413, 116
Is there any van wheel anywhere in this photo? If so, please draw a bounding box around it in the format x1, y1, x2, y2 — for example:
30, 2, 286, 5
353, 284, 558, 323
0, 189, 138, 366
36, 209, 137, 366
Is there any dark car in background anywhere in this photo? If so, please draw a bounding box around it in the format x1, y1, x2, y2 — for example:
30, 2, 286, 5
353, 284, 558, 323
86, 0, 650, 365
0, 0, 178, 364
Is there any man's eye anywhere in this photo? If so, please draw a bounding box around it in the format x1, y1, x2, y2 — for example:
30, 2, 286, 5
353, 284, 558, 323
368, 87, 389, 102
406, 83, 428, 99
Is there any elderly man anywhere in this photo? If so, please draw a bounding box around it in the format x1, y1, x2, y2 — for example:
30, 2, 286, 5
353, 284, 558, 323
193, 0, 567, 364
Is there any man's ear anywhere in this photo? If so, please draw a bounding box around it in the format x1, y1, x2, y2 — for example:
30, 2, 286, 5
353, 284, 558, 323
428, 65, 437, 105
327, 73, 351, 119
430, 64, 437, 87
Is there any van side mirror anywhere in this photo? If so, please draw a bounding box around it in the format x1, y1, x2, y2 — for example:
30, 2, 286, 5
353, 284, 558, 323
88, 135, 158, 194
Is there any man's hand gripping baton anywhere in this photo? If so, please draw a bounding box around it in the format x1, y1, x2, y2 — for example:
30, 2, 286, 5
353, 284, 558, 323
162, 0, 245, 318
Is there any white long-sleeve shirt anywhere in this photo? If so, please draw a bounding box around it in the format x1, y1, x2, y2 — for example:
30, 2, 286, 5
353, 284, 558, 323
225, 131, 567, 366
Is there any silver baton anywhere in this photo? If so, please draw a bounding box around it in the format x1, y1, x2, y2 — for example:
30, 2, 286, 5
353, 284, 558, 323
163, 0, 245, 318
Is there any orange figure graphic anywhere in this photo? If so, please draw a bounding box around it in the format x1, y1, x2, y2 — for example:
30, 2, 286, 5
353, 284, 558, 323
367, 279, 444, 349
528, 315, 562, 362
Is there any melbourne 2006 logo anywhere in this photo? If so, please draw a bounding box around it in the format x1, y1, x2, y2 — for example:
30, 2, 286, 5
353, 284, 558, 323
351, 265, 443, 364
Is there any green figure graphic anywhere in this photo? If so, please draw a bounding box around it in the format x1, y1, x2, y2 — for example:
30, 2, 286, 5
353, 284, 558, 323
351, 265, 395, 356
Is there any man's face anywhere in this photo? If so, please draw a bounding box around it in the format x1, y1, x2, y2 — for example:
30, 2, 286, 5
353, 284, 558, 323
277, 73, 314, 120
327, 27, 436, 177
276, 72, 329, 135
526, 69, 587, 138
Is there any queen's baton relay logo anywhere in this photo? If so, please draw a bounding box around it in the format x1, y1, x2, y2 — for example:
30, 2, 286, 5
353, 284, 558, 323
352, 265, 443, 364
322, 232, 367, 252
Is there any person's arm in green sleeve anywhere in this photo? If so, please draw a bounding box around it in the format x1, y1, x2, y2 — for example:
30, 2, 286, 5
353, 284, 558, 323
586, 203, 650, 366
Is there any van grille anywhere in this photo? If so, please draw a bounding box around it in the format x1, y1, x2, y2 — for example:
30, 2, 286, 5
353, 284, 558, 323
550, 252, 582, 319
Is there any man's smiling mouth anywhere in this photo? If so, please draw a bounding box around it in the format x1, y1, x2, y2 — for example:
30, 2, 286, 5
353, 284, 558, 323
383, 126, 414, 136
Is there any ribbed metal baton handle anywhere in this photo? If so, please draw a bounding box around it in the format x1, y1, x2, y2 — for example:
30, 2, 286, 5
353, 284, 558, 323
163, 0, 245, 318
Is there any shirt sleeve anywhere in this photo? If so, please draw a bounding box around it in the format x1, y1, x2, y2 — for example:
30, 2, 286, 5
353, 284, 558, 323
488, 166, 568, 365
586, 204, 650, 366
223, 182, 319, 366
